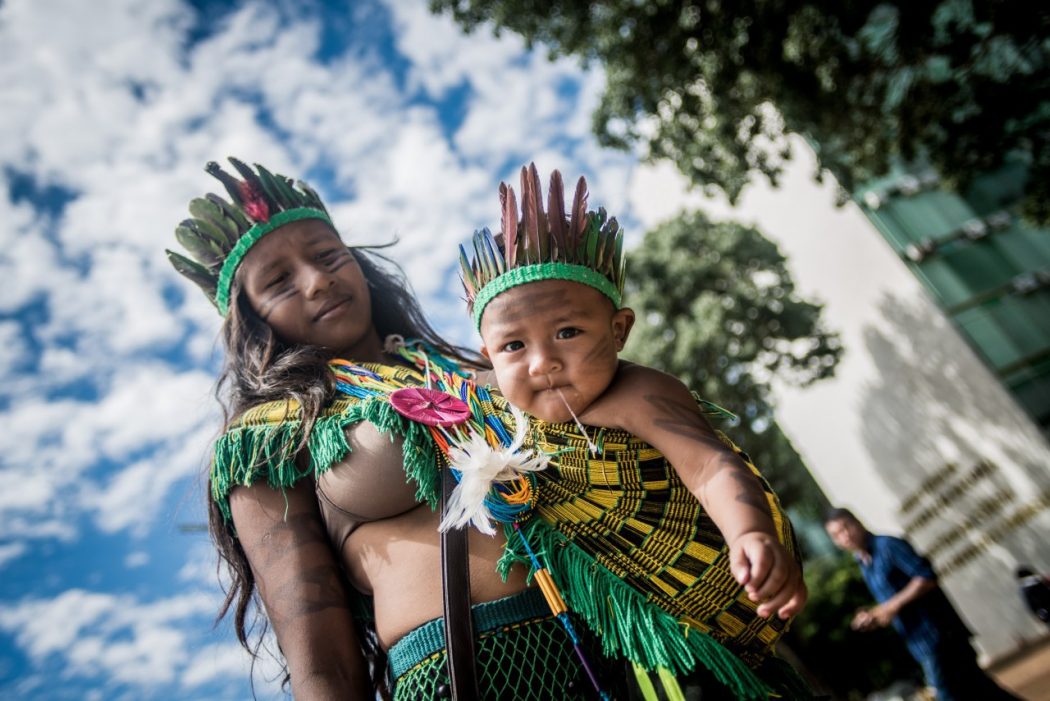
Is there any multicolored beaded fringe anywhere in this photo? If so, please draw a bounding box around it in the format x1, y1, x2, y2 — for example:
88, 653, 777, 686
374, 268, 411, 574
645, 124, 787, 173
330, 338, 610, 698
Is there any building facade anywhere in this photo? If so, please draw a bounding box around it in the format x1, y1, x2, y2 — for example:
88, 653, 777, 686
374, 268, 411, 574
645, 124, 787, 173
633, 141, 1050, 661
857, 160, 1050, 437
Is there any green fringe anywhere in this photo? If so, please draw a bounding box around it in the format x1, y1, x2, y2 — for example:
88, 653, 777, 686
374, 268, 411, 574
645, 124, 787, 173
211, 396, 442, 521
499, 517, 773, 701
211, 414, 308, 522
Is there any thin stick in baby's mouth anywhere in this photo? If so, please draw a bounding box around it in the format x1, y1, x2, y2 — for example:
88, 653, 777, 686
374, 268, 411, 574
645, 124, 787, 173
554, 385, 598, 455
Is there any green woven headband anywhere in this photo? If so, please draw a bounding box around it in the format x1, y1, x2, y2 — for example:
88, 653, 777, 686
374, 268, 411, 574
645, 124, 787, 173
473, 262, 621, 331
214, 207, 332, 315
167, 158, 334, 315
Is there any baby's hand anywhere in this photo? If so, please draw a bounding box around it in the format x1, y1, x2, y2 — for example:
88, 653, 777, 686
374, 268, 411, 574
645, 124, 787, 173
729, 531, 807, 619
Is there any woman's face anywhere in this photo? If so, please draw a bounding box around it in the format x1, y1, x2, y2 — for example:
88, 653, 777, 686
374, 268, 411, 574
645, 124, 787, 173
238, 218, 378, 357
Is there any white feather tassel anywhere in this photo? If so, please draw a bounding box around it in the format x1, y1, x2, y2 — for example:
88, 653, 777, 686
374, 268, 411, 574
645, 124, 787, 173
439, 405, 548, 535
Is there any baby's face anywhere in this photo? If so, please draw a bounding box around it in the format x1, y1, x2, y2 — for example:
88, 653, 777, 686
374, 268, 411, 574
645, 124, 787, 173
479, 279, 633, 423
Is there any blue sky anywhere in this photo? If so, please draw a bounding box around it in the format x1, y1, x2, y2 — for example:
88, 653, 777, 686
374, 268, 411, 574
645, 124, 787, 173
0, 0, 675, 698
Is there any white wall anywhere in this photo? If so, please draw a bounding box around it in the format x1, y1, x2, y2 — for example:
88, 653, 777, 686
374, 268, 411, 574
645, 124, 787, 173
630, 140, 1050, 659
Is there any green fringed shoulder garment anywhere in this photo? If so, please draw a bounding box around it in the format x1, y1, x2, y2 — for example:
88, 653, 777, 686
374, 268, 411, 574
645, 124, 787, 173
210, 358, 802, 700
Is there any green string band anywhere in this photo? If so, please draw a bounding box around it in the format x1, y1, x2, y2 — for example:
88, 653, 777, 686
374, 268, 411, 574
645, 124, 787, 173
215, 207, 333, 315
472, 262, 622, 331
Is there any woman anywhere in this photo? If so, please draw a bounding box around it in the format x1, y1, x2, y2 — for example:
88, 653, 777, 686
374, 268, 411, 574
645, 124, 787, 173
168, 158, 621, 699
170, 158, 812, 701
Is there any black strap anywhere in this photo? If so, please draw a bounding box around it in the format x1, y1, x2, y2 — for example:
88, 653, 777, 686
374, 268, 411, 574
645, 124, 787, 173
441, 467, 480, 699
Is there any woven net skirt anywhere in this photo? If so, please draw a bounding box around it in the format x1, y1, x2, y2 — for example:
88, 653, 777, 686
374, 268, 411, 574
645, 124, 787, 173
388, 587, 627, 700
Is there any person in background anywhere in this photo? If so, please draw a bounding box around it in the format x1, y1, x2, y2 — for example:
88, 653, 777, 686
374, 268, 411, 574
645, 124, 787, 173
824, 507, 1022, 701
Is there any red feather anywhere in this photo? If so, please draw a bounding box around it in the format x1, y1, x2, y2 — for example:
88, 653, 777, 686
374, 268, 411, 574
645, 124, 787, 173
528, 163, 549, 259
501, 182, 518, 268
568, 176, 589, 262
520, 165, 540, 264
238, 181, 270, 222
546, 169, 566, 258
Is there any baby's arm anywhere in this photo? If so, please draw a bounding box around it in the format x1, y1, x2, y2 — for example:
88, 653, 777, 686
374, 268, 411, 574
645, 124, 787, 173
580, 363, 806, 619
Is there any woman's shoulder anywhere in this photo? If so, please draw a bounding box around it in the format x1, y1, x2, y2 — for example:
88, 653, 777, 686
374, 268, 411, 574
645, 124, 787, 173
225, 398, 305, 431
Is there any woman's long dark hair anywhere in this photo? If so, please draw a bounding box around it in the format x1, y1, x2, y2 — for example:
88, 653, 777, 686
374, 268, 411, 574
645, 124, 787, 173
208, 245, 485, 696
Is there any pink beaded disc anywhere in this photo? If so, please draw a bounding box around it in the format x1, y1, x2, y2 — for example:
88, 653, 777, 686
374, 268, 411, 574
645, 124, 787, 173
389, 387, 471, 427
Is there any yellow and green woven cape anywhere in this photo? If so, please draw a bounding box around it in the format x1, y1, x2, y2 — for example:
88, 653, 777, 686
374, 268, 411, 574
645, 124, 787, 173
210, 359, 803, 700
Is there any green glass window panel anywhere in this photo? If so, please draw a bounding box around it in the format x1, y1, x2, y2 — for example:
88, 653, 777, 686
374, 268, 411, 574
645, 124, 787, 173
932, 242, 1016, 299
910, 225, 1050, 311
880, 191, 975, 245
955, 292, 1050, 371
915, 257, 979, 307
955, 304, 1024, 369
996, 225, 1050, 271
998, 294, 1050, 359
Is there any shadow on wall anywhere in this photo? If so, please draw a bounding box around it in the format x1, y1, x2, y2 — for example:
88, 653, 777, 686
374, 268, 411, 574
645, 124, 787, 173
856, 292, 1050, 651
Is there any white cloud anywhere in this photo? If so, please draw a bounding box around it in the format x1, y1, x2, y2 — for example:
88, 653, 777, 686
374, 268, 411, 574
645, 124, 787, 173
0, 366, 216, 543
0, 321, 30, 375
0, 588, 234, 689
124, 551, 149, 568
0, 208, 70, 315
181, 641, 285, 691
0, 589, 118, 659
0, 0, 190, 172
0, 542, 27, 568
177, 542, 223, 587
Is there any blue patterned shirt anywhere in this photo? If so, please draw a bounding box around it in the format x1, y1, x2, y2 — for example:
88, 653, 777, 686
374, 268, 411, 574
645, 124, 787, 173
857, 534, 971, 661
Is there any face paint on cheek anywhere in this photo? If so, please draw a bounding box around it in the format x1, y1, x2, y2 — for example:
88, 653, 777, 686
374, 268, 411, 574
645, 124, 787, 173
256, 288, 295, 321
581, 333, 615, 365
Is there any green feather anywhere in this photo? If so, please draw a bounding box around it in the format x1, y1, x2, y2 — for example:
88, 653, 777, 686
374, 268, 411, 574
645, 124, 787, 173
275, 174, 303, 210
474, 235, 492, 284
297, 181, 328, 212
459, 244, 477, 296
175, 225, 222, 267
618, 240, 627, 291
205, 161, 245, 206
482, 229, 505, 277
612, 230, 625, 289
185, 215, 232, 253
166, 249, 218, 303
205, 193, 251, 231
254, 164, 291, 210
179, 219, 224, 254
585, 222, 599, 266
188, 198, 238, 244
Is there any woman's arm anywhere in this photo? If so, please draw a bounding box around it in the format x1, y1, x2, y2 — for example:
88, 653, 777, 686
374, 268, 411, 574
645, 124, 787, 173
582, 363, 806, 619
229, 478, 371, 699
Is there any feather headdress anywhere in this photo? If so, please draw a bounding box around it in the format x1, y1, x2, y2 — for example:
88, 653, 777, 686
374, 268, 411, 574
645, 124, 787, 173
166, 157, 331, 315
461, 163, 626, 330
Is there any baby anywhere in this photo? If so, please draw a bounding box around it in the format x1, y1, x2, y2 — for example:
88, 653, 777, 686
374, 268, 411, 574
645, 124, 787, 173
461, 164, 805, 621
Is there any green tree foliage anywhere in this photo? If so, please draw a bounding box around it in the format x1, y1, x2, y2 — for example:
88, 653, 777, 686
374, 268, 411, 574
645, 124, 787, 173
787, 552, 921, 698
621, 211, 841, 510
434, 0, 1050, 225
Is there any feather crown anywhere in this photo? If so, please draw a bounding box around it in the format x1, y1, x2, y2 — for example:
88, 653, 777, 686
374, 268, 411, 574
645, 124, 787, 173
461, 163, 626, 331
166, 157, 332, 315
